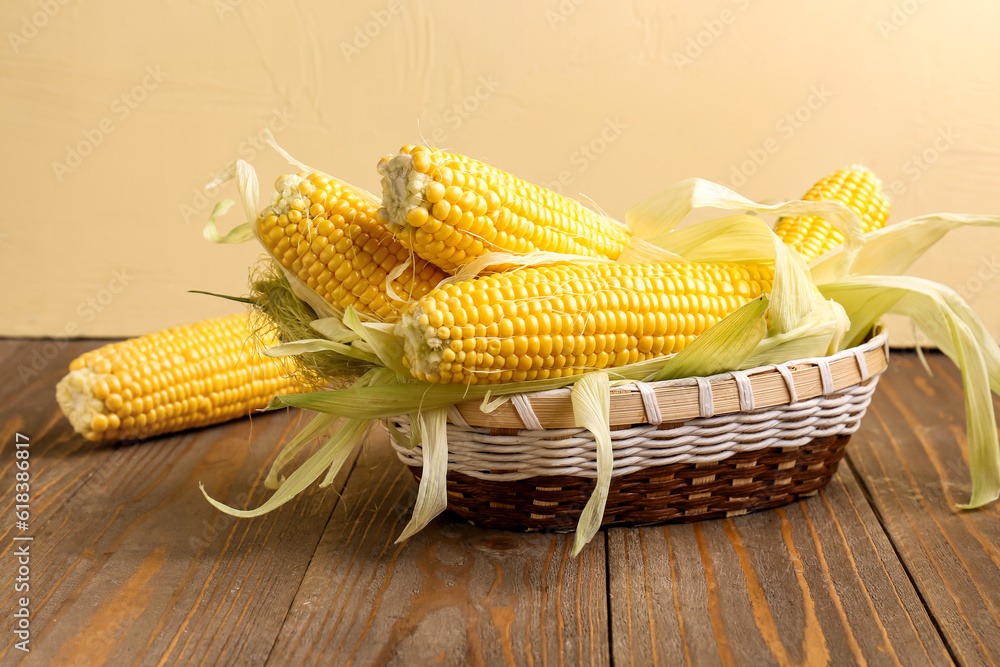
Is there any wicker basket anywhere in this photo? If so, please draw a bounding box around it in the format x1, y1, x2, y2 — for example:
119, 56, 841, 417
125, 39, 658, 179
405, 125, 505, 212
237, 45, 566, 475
388, 331, 890, 530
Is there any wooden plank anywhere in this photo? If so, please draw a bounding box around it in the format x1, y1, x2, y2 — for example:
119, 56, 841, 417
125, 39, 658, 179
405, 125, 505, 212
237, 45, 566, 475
607, 465, 951, 666
0, 338, 353, 666
1, 339, 121, 566
2, 413, 348, 666
268, 429, 610, 666
847, 352, 1000, 664
0, 340, 123, 546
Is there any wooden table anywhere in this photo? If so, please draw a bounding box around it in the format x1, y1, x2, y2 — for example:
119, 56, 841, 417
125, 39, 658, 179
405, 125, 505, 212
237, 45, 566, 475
2, 339, 998, 666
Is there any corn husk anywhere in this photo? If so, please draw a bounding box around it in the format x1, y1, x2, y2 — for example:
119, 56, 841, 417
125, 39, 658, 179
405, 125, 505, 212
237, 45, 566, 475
395, 408, 449, 542
570, 372, 612, 556
821, 276, 1000, 508
201, 417, 367, 517
810, 213, 1000, 284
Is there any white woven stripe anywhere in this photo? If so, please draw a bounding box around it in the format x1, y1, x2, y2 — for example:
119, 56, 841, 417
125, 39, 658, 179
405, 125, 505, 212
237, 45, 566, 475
696, 377, 714, 418
733, 371, 755, 412
853, 349, 870, 382
776, 364, 798, 404
634, 382, 663, 425
390, 377, 881, 481
817, 359, 834, 395
511, 394, 543, 430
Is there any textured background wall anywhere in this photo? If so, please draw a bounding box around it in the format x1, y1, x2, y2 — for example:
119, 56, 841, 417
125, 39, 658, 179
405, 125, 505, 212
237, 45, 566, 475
2, 0, 998, 343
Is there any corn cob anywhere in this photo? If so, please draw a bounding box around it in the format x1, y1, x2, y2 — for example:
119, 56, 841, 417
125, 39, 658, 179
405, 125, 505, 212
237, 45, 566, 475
774, 165, 890, 262
256, 172, 447, 322
376, 145, 632, 272
56, 313, 311, 442
399, 262, 773, 384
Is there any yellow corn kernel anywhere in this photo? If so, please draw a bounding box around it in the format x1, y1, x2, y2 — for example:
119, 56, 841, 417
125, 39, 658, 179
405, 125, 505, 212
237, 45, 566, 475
399, 262, 774, 384
376, 146, 632, 272
774, 165, 890, 262
56, 314, 313, 442
256, 172, 448, 322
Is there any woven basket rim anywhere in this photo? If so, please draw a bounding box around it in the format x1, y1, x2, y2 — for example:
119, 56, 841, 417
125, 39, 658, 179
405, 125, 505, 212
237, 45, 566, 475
451, 328, 889, 430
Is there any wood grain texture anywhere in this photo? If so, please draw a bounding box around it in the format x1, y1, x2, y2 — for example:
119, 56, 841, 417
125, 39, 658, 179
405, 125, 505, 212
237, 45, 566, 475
2, 342, 995, 665
607, 466, 951, 666
0, 340, 119, 543
268, 429, 610, 667
0, 342, 352, 666
455, 342, 888, 429
847, 353, 1000, 665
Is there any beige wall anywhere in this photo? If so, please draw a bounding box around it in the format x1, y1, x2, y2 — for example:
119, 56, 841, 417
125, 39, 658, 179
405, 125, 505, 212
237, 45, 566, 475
2, 0, 998, 344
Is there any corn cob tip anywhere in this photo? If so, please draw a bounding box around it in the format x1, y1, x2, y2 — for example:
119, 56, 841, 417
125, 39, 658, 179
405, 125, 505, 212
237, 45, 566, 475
397, 310, 444, 382
377, 151, 429, 233
56, 369, 110, 441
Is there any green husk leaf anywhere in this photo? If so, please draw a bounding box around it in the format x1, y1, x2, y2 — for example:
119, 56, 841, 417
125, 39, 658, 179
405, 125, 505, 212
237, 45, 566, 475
741, 297, 849, 368
385, 418, 410, 449
571, 372, 612, 556
823, 277, 1000, 396
650, 296, 769, 381
821, 275, 1000, 508
263, 339, 381, 365
205, 158, 260, 230
267, 358, 665, 418
408, 411, 423, 448
811, 213, 1000, 284
623, 177, 863, 260
201, 418, 368, 517
342, 307, 409, 376
396, 407, 449, 542
310, 317, 361, 344
264, 413, 340, 489
203, 200, 255, 244
187, 289, 255, 305
911, 319, 935, 376
481, 392, 510, 413
320, 421, 367, 487
643, 215, 780, 263
771, 229, 815, 336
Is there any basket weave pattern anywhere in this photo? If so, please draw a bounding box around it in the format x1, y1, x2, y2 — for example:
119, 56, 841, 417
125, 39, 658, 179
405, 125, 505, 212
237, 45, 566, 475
406, 434, 850, 530
389, 332, 889, 528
